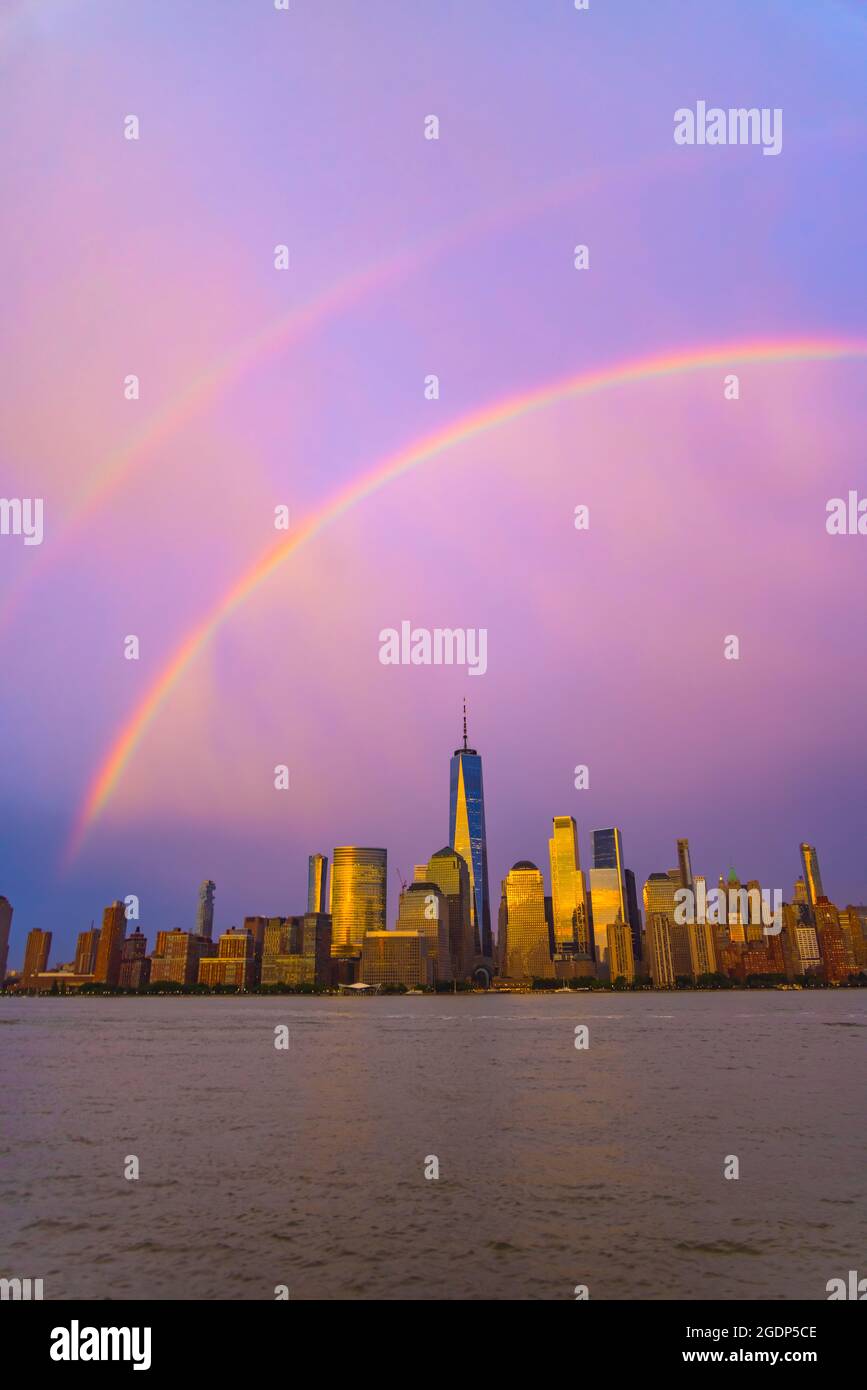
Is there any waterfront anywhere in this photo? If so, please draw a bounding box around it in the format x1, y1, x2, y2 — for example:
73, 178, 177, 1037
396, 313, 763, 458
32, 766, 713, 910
1, 992, 863, 1300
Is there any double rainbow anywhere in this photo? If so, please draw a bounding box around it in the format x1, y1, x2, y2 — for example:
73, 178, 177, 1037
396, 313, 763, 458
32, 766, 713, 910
64, 335, 867, 862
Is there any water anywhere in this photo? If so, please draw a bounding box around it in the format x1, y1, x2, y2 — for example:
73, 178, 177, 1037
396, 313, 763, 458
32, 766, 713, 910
1, 992, 863, 1300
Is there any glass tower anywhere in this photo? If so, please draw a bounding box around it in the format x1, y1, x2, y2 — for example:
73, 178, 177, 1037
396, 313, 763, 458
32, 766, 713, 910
501, 861, 552, 980
307, 853, 328, 914
799, 843, 825, 909
449, 703, 492, 960
548, 816, 590, 955
330, 847, 387, 952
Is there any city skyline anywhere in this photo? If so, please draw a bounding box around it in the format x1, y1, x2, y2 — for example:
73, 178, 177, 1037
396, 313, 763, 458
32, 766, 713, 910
3, 715, 863, 988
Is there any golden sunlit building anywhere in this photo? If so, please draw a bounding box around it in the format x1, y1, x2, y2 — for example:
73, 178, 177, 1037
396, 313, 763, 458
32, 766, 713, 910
607, 918, 636, 984
395, 882, 451, 982
643, 873, 693, 977
360, 930, 432, 988
424, 847, 474, 979
74, 927, 100, 976
307, 855, 328, 914
330, 847, 387, 952
260, 913, 332, 987
150, 929, 209, 986
500, 861, 553, 981
549, 816, 590, 956
799, 843, 825, 912
590, 867, 626, 980
198, 927, 255, 989
93, 900, 126, 986
645, 913, 675, 988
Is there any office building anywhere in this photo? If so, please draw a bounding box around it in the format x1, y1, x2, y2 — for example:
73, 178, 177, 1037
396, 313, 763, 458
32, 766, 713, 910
93, 901, 126, 986
307, 855, 328, 914
500, 861, 553, 980
331, 847, 387, 952
449, 703, 493, 960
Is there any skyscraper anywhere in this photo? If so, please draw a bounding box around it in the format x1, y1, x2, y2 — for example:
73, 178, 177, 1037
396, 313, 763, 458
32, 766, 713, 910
307, 854, 328, 914
592, 828, 625, 883
93, 901, 126, 986
22, 928, 51, 985
800, 843, 825, 911
449, 702, 492, 960
395, 881, 451, 982
591, 825, 628, 918
196, 880, 216, 940
642, 873, 690, 978
624, 868, 643, 963
74, 927, 100, 975
330, 847, 387, 952
500, 861, 553, 980
677, 838, 694, 890
425, 846, 474, 979
119, 930, 151, 989
548, 816, 590, 956
0, 897, 12, 984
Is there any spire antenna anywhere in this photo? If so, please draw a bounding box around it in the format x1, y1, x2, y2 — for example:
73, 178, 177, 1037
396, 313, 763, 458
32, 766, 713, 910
462, 697, 468, 751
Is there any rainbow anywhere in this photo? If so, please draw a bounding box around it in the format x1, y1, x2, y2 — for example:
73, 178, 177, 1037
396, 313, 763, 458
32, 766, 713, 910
0, 255, 415, 634
64, 334, 867, 862
1, 150, 671, 635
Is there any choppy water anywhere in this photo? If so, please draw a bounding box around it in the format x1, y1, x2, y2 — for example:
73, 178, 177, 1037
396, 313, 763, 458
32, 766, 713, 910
0, 992, 864, 1300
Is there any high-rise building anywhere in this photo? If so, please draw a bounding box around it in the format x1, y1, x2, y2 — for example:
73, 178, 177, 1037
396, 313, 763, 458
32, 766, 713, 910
243, 915, 269, 984
500, 862, 553, 980
607, 918, 636, 984
119, 930, 151, 989
93, 901, 126, 986
839, 907, 867, 972
549, 816, 590, 956
196, 880, 216, 939
150, 930, 209, 986
642, 873, 692, 979
676, 838, 694, 890
198, 928, 255, 989
307, 854, 328, 914
0, 897, 12, 984
815, 899, 855, 984
396, 882, 451, 982
589, 867, 625, 980
624, 868, 642, 964
22, 928, 52, 985
360, 931, 433, 989
645, 912, 675, 987
781, 902, 820, 976
424, 847, 474, 979
799, 843, 824, 911
261, 914, 332, 988
261, 916, 297, 984
74, 927, 100, 976
592, 828, 625, 875
591, 826, 640, 971
330, 847, 387, 952
449, 703, 492, 960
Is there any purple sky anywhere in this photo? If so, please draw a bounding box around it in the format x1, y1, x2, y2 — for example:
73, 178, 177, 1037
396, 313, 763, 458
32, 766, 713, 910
1, 0, 866, 965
